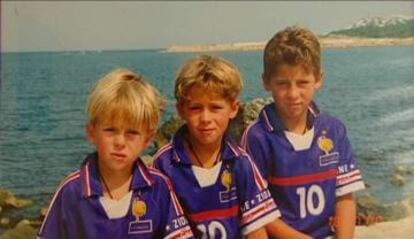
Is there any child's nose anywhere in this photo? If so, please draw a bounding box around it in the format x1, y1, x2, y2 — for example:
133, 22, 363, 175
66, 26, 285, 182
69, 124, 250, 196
287, 85, 300, 98
114, 134, 126, 148
200, 109, 212, 122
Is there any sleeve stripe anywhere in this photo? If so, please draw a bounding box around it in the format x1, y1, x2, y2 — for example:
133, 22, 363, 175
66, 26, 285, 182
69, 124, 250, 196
241, 119, 258, 150
137, 162, 154, 186
164, 225, 193, 239
151, 143, 172, 166
336, 181, 365, 197
148, 168, 184, 215
262, 110, 274, 131
83, 161, 91, 197
241, 210, 281, 235
241, 198, 277, 225
39, 172, 80, 234
244, 153, 268, 190
337, 173, 362, 187
337, 169, 361, 179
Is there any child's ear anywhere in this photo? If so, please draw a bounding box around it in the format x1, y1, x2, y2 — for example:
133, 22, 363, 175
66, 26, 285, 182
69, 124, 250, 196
86, 123, 96, 145
176, 102, 184, 119
229, 100, 240, 119
143, 131, 156, 148
315, 71, 324, 91
262, 73, 271, 91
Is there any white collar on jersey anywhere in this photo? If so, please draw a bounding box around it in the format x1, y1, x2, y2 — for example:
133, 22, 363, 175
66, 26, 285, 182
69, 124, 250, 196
191, 161, 223, 187
284, 127, 315, 151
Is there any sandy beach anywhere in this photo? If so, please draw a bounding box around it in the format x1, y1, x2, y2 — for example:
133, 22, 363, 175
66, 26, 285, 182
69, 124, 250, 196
164, 36, 414, 53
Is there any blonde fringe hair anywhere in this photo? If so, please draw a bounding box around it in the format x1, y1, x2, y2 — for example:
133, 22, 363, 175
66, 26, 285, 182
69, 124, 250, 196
263, 26, 322, 79
86, 68, 165, 133
175, 55, 243, 103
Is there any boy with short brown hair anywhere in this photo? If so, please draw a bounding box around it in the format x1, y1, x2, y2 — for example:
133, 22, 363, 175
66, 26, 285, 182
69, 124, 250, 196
242, 26, 365, 239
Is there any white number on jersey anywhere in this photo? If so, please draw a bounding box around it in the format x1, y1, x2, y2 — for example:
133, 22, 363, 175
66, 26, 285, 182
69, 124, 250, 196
197, 221, 227, 239
296, 185, 325, 218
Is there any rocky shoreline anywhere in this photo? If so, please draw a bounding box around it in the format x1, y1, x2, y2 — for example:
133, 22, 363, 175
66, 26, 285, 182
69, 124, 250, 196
163, 36, 414, 53
1, 97, 413, 238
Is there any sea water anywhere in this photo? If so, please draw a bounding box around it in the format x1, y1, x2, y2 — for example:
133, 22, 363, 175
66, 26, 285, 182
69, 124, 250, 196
1, 46, 413, 218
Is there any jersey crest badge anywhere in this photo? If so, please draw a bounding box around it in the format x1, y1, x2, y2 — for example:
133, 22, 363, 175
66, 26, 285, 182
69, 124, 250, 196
219, 168, 237, 203
129, 196, 153, 234
221, 169, 232, 191
132, 198, 147, 219
317, 130, 339, 166
317, 130, 334, 154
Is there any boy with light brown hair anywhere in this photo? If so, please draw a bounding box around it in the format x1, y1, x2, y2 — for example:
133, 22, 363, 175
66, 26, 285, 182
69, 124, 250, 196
153, 55, 282, 239
39, 69, 193, 238
242, 26, 365, 239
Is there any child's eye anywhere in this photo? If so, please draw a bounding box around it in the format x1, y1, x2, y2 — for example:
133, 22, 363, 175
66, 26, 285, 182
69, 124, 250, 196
127, 130, 140, 135
275, 81, 289, 86
103, 128, 115, 132
189, 106, 201, 110
298, 81, 310, 86
212, 105, 224, 110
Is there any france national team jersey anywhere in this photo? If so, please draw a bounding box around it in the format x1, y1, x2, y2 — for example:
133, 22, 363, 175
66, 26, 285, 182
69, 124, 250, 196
242, 102, 365, 239
153, 126, 281, 239
38, 153, 193, 239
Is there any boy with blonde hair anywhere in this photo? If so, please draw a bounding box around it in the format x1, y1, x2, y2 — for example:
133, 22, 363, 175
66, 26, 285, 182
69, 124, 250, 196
38, 69, 193, 238
153, 55, 281, 238
242, 26, 365, 238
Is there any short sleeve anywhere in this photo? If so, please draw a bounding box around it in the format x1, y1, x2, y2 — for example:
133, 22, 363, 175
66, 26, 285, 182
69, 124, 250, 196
335, 123, 365, 197
241, 126, 270, 179
150, 170, 194, 239
236, 155, 281, 235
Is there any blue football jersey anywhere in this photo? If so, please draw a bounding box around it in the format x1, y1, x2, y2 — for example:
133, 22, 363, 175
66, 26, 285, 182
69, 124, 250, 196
242, 102, 365, 239
38, 153, 193, 239
153, 126, 281, 239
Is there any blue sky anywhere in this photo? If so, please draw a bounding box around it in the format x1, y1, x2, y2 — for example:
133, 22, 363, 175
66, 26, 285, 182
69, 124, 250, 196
2, 1, 413, 52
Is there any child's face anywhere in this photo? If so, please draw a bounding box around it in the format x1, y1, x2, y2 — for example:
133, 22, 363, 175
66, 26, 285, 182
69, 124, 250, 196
263, 64, 322, 124
86, 119, 154, 173
177, 85, 239, 148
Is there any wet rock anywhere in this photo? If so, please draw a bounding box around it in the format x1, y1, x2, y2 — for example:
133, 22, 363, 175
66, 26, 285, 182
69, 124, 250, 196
391, 174, 405, 187
0, 219, 37, 239
0, 189, 33, 209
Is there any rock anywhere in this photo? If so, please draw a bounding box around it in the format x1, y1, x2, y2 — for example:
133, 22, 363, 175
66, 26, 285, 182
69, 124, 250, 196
0, 217, 10, 227
394, 164, 414, 175
228, 97, 273, 142
153, 97, 272, 151
154, 116, 184, 150
40, 207, 48, 219
141, 155, 154, 166
395, 165, 408, 174
0, 189, 33, 209
0, 219, 37, 239
356, 194, 414, 222
391, 173, 405, 187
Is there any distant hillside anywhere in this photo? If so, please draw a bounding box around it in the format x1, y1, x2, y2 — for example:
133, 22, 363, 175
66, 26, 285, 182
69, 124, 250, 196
328, 16, 414, 38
